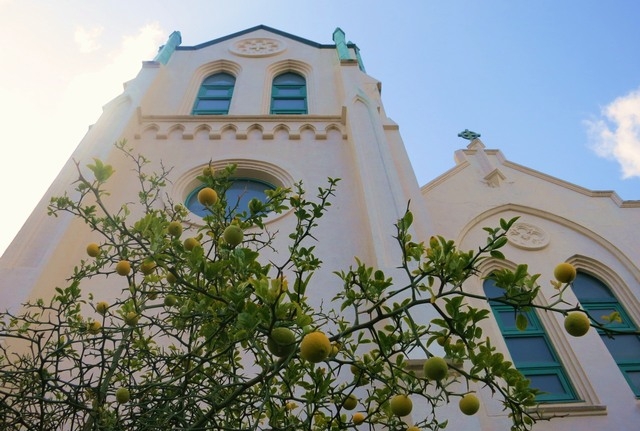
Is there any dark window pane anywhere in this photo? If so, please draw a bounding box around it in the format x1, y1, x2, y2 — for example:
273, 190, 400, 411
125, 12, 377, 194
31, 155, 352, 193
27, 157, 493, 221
274, 88, 305, 97
202, 88, 233, 97
505, 337, 556, 364
622, 369, 640, 395
573, 273, 615, 301
527, 373, 568, 398
272, 99, 306, 110
226, 180, 272, 216
601, 334, 640, 361
274, 73, 305, 85
203, 73, 235, 85
186, 180, 274, 218
196, 99, 230, 111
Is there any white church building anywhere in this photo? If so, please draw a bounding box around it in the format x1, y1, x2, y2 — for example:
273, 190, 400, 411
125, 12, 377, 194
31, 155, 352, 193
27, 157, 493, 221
1, 25, 639, 430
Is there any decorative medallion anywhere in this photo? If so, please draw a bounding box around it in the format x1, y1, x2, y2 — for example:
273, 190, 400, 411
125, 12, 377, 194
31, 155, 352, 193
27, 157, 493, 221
230, 38, 285, 57
506, 222, 550, 250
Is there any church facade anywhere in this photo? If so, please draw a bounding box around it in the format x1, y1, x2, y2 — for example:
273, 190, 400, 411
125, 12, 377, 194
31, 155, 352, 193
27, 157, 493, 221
1, 25, 638, 430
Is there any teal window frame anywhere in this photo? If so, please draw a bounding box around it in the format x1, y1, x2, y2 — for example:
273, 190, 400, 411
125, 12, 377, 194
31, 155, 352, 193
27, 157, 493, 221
192, 72, 235, 115
270, 72, 307, 114
572, 272, 640, 397
484, 280, 578, 402
185, 178, 275, 219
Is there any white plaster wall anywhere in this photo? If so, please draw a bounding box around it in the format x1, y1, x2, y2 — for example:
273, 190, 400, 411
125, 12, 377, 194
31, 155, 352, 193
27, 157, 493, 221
421, 139, 640, 430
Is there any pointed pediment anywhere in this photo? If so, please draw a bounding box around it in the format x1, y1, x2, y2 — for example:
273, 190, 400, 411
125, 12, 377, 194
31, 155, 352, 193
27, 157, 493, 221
177, 25, 333, 51
483, 168, 507, 188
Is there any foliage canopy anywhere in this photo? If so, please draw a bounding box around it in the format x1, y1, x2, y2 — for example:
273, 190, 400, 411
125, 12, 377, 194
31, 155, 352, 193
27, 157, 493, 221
0, 141, 628, 431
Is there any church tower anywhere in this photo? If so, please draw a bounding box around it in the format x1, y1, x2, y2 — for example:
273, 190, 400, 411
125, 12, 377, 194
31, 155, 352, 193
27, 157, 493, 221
0, 25, 429, 317
1, 26, 639, 431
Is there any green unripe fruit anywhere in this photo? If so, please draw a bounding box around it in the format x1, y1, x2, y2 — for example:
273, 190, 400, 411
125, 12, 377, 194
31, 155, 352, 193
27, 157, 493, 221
564, 311, 590, 337
164, 295, 178, 307
554, 262, 577, 283
389, 394, 413, 417
342, 394, 357, 410
115, 387, 130, 404
459, 393, 480, 415
423, 356, 448, 381
267, 327, 297, 357
167, 221, 183, 237
223, 225, 244, 247
183, 237, 200, 251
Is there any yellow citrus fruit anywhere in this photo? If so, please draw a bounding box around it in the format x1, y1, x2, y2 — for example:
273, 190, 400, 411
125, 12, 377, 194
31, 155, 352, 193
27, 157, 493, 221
86, 243, 100, 257
330, 343, 340, 357
407, 427, 420, 431
267, 327, 297, 357
389, 394, 413, 417
183, 237, 200, 251
140, 260, 156, 275
299, 331, 331, 363
197, 187, 218, 206
124, 312, 140, 326
167, 221, 183, 237
564, 311, 590, 337
554, 262, 577, 283
285, 401, 297, 410
352, 412, 365, 425
87, 321, 102, 335
341, 394, 357, 410
202, 166, 215, 177
164, 295, 178, 307
423, 356, 448, 381
223, 225, 244, 247
115, 260, 131, 276
459, 393, 480, 415
96, 301, 109, 316
115, 387, 130, 404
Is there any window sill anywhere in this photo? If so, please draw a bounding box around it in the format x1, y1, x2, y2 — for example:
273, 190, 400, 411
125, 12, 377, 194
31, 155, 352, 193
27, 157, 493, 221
531, 401, 607, 418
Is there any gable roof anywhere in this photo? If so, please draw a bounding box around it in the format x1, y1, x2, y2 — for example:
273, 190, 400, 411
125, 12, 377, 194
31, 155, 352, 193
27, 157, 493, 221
176, 25, 348, 51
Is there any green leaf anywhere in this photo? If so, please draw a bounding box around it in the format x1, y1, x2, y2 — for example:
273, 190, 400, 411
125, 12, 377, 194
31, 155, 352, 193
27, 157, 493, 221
515, 313, 528, 331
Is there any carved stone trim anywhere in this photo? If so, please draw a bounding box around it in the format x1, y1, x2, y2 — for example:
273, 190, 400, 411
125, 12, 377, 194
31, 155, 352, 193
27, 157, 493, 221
507, 222, 550, 250
230, 38, 285, 57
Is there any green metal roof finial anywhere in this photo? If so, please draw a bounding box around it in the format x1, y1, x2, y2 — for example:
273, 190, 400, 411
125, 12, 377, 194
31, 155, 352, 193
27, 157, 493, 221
332, 27, 352, 61
154, 31, 182, 65
458, 129, 481, 141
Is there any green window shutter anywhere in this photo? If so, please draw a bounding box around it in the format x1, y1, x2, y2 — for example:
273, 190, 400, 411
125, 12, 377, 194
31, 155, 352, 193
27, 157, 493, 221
484, 279, 578, 402
270, 72, 307, 114
573, 272, 640, 396
193, 73, 235, 115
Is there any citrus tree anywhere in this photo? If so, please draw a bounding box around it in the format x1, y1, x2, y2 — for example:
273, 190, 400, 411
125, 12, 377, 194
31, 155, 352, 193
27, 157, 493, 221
0, 141, 628, 431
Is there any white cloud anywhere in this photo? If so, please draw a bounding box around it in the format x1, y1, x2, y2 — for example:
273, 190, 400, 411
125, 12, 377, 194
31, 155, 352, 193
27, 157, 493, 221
0, 21, 167, 256
75, 26, 104, 53
60, 22, 166, 137
586, 88, 640, 179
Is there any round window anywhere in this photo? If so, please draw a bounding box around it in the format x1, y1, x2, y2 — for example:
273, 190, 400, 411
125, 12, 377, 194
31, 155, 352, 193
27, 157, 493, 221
185, 178, 276, 218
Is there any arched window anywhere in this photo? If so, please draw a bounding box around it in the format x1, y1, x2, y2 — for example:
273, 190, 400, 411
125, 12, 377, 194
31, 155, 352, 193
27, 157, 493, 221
192, 72, 235, 115
484, 279, 577, 402
572, 272, 640, 396
270, 72, 307, 114
186, 178, 275, 219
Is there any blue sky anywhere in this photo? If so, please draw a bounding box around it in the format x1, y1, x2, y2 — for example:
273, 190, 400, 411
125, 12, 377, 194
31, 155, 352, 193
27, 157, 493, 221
1, 1, 639, 255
